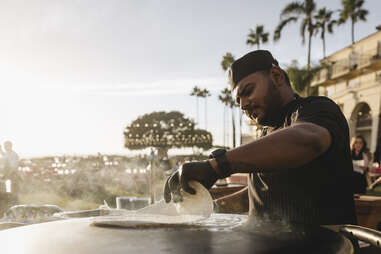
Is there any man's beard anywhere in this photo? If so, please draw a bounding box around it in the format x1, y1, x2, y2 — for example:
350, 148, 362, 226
256, 80, 283, 127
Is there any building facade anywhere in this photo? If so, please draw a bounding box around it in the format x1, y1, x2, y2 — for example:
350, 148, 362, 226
312, 26, 381, 152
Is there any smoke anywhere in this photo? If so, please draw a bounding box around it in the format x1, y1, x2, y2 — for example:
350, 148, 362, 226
13, 155, 164, 212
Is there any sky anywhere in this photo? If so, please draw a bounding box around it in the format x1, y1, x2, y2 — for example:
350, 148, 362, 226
0, 0, 380, 157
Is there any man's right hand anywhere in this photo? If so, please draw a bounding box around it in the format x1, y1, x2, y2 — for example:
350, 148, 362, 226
164, 161, 219, 203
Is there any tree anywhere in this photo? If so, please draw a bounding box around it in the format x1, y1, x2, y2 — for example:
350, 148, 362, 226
339, 0, 368, 44
219, 88, 238, 148
190, 86, 202, 124
124, 111, 213, 158
220, 52, 238, 148
285, 60, 320, 96
314, 8, 337, 58
221, 52, 235, 72
199, 88, 211, 130
274, 0, 317, 72
246, 25, 270, 49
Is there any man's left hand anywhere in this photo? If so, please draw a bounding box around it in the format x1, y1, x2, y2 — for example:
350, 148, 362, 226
164, 161, 219, 203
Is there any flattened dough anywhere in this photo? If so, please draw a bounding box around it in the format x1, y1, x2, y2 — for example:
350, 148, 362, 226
92, 181, 213, 227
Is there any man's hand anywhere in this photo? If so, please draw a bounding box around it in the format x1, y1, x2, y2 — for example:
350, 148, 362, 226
164, 161, 219, 203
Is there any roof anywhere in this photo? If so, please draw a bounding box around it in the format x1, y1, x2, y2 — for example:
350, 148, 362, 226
325, 27, 381, 59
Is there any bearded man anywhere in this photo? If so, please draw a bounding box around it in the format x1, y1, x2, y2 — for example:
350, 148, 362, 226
164, 50, 356, 227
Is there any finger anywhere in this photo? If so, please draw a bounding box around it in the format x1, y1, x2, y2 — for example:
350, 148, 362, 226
164, 176, 172, 203
168, 172, 180, 192
213, 200, 220, 213
169, 172, 183, 203
181, 176, 196, 195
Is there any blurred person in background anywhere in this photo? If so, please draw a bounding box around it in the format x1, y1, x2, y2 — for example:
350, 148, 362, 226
351, 135, 371, 194
0, 141, 20, 193
368, 136, 381, 190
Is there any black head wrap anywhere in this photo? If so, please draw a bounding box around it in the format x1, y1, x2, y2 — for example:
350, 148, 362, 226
229, 50, 279, 89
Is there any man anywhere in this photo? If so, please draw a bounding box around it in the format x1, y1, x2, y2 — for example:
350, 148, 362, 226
1, 141, 20, 193
164, 50, 357, 226
1, 141, 19, 172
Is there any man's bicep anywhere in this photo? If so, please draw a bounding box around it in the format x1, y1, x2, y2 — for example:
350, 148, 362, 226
295, 98, 347, 152
292, 122, 332, 155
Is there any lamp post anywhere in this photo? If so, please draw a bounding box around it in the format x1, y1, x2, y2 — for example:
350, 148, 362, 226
149, 148, 155, 204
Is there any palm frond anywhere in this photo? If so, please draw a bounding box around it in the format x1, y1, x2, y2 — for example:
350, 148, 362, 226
281, 2, 304, 18
190, 86, 200, 96
247, 25, 269, 48
327, 20, 338, 33
305, 0, 316, 15
262, 32, 269, 43
339, 8, 349, 22
356, 9, 368, 21
315, 7, 327, 18
256, 25, 264, 34
273, 16, 298, 41
221, 53, 235, 71
355, 0, 365, 8
246, 29, 258, 46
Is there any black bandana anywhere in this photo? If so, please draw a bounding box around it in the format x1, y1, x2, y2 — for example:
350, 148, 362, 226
230, 50, 279, 89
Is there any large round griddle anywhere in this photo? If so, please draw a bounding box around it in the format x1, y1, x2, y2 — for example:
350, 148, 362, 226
0, 214, 353, 254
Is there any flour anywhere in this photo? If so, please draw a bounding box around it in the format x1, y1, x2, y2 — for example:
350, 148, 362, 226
91, 181, 213, 227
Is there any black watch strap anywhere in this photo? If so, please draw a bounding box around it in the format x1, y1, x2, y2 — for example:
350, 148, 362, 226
209, 149, 232, 178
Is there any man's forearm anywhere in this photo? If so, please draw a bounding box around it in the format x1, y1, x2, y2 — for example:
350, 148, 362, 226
221, 123, 331, 173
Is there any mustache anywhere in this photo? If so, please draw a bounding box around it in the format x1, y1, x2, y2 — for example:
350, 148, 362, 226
244, 105, 260, 119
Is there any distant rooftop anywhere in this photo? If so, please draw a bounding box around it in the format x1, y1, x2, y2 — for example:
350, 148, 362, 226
322, 25, 381, 59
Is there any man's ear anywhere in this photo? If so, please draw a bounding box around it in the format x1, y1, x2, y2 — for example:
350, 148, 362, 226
269, 67, 285, 87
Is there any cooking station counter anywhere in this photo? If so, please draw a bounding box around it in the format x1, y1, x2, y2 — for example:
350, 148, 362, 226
354, 195, 381, 230
2, 213, 379, 254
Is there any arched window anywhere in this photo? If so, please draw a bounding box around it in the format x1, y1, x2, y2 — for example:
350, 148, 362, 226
355, 103, 372, 128
350, 102, 372, 147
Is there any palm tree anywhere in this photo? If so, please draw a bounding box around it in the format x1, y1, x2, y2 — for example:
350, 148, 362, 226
190, 86, 201, 124
221, 52, 235, 72
219, 88, 237, 148
339, 0, 368, 44
220, 53, 238, 148
274, 0, 317, 72
285, 60, 320, 96
314, 8, 337, 58
199, 88, 211, 130
246, 25, 270, 49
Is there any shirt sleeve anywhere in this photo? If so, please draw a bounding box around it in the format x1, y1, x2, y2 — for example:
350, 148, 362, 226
295, 97, 347, 149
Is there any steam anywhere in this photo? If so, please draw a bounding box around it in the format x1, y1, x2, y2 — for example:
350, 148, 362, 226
14, 155, 166, 211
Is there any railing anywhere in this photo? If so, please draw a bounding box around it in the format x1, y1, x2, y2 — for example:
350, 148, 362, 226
311, 68, 329, 86
322, 73, 381, 98
331, 59, 350, 79
313, 44, 381, 86
358, 47, 380, 69
358, 52, 374, 68
356, 118, 372, 128
322, 45, 381, 82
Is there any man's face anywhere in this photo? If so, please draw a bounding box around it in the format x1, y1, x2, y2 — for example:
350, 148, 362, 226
234, 70, 283, 126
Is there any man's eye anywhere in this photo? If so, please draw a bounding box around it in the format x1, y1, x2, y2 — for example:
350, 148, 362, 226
244, 88, 253, 96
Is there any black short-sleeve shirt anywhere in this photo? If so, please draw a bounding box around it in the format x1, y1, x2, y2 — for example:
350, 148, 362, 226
248, 95, 357, 226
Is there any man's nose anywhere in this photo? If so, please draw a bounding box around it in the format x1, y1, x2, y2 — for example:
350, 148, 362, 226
240, 98, 249, 111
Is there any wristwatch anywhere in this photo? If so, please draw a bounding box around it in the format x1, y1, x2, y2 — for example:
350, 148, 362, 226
209, 149, 232, 178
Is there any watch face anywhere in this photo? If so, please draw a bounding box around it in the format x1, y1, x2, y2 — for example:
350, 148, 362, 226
213, 149, 226, 157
